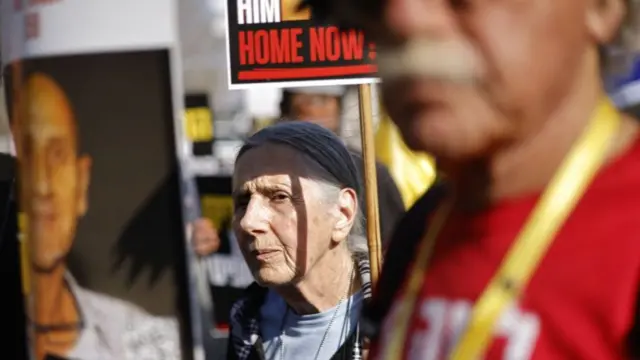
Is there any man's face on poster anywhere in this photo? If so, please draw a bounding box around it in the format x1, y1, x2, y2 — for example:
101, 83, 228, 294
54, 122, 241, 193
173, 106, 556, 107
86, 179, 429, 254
16, 74, 92, 271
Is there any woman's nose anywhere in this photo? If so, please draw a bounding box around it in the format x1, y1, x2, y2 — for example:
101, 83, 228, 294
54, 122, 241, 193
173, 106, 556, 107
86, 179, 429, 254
239, 198, 270, 235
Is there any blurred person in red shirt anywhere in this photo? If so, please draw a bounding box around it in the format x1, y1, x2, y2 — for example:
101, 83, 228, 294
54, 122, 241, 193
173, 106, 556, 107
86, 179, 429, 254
301, 0, 640, 358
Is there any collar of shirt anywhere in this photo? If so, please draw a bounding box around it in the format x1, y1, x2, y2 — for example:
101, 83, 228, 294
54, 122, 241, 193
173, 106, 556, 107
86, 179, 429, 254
228, 257, 371, 360
63, 272, 181, 360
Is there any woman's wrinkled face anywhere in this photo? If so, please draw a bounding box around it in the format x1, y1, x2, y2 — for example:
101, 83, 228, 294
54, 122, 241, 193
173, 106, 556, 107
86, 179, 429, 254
232, 144, 338, 286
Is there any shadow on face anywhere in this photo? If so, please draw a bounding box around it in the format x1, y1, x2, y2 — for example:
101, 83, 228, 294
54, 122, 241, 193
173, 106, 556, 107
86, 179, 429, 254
231, 143, 339, 287
14, 73, 92, 272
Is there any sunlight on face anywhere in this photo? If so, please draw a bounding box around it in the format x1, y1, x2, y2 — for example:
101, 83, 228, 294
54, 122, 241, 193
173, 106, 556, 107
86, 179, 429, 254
232, 143, 337, 286
16, 74, 91, 271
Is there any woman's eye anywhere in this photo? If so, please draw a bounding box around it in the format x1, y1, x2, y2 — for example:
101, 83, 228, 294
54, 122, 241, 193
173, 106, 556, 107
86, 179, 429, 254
271, 193, 290, 203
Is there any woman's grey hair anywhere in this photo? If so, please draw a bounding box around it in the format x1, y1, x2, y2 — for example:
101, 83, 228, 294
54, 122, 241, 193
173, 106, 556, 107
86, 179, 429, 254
302, 159, 369, 259
237, 121, 369, 260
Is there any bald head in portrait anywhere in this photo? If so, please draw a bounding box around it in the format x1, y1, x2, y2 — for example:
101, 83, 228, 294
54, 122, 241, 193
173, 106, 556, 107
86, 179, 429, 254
13, 73, 180, 360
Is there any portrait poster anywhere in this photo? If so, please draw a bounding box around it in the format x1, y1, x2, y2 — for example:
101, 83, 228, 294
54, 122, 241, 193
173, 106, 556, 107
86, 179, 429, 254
2, 1, 198, 359
225, 0, 378, 88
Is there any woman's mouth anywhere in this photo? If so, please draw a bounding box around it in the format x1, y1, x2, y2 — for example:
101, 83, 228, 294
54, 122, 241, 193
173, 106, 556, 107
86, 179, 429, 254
253, 249, 280, 261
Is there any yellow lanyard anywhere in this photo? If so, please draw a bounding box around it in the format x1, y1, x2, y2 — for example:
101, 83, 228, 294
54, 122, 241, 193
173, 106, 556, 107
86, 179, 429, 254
381, 98, 621, 360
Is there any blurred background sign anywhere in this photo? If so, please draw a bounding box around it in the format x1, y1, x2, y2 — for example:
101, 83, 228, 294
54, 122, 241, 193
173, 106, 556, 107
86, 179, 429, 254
200, 195, 233, 231
185, 108, 214, 142
375, 109, 436, 209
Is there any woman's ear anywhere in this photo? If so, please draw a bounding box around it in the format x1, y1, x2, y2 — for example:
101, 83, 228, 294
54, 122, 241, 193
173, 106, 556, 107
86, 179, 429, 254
331, 188, 357, 244
586, 0, 625, 44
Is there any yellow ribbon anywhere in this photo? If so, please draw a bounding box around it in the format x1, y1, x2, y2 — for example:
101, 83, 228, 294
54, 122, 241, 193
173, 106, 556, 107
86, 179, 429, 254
375, 114, 436, 209
381, 98, 621, 360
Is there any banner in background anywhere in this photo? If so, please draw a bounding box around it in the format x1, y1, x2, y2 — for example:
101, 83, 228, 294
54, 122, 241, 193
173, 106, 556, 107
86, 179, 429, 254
185, 94, 215, 156
226, 0, 378, 88
196, 176, 253, 332
2, 0, 174, 64
1, 1, 197, 359
375, 115, 436, 209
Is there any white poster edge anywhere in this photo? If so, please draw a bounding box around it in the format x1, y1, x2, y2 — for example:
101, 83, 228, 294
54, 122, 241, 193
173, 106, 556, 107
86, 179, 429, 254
4, 42, 175, 64
227, 77, 380, 90
225, 0, 234, 91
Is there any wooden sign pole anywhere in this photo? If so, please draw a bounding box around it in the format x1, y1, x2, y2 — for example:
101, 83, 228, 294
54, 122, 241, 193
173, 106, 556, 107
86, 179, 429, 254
358, 83, 382, 286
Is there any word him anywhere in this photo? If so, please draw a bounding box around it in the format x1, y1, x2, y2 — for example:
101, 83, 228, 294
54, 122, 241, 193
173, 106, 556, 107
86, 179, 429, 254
239, 28, 304, 65
237, 0, 280, 25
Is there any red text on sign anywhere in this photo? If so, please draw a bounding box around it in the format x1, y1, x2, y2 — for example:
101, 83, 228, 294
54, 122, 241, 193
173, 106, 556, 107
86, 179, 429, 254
25, 11, 39, 40
239, 29, 304, 65
309, 27, 364, 62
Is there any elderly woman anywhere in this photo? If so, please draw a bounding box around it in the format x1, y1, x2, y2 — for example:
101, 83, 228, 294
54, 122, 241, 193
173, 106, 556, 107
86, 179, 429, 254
225, 121, 371, 360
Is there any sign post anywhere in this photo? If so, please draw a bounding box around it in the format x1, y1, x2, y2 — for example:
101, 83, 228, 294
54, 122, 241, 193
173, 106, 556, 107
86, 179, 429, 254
357, 84, 382, 283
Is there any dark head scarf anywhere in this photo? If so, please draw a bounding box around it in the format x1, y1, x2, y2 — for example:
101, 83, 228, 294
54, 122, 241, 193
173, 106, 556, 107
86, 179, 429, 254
236, 121, 362, 198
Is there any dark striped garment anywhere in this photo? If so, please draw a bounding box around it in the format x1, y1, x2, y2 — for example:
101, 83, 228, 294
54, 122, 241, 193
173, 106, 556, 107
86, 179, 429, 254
227, 258, 372, 360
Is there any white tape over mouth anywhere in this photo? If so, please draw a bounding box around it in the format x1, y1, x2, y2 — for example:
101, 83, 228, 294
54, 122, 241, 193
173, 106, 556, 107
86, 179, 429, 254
376, 39, 482, 83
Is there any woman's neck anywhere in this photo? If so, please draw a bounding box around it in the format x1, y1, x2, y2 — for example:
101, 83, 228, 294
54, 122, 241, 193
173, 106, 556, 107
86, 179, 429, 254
276, 248, 360, 315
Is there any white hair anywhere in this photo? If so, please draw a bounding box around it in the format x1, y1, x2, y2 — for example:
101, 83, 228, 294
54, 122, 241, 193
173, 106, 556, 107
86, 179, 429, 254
302, 155, 369, 260
314, 179, 369, 259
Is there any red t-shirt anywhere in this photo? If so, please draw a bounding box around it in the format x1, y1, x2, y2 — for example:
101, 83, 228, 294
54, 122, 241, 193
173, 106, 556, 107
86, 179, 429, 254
373, 137, 640, 360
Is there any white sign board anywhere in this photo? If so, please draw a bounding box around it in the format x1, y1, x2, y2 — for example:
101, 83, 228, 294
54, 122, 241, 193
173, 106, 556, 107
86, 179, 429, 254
2, 0, 175, 63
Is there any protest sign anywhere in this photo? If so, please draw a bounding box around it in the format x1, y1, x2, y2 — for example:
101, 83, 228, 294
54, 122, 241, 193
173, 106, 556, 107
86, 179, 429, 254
226, 0, 378, 88
7, 50, 189, 360
1, 1, 209, 359
225, 0, 384, 282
